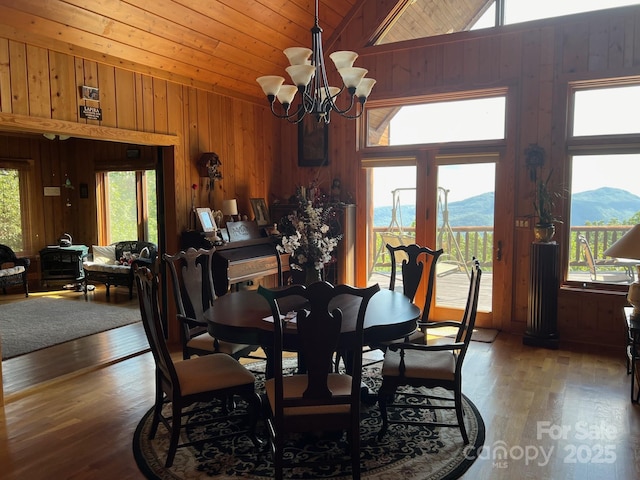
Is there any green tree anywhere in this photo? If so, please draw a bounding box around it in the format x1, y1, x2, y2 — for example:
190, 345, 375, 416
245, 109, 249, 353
0, 169, 23, 251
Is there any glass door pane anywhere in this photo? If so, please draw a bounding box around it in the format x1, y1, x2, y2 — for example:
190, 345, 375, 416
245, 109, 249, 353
435, 162, 495, 315
367, 165, 417, 291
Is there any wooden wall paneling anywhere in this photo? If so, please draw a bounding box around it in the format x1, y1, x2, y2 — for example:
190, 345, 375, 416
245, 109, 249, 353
442, 41, 464, 86
409, 47, 429, 91
49, 51, 78, 122
73, 140, 97, 246
587, 16, 609, 72
622, 14, 636, 68
607, 13, 626, 70
114, 69, 137, 131
8, 41, 28, 115
462, 38, 480, 82
476, 36, 501, 84
391, 49, 411, 93
560, 21, 589, 75
97, 64, 116, 127
152, 78, 168, 135
633, 13, 640, 67
194, 90, 211, 212
0, 38, 10, 113
165, 82, 184, 251
141, 75, 154, 132
499, 33, 523, 80
134, 73, 145, 133
74, 57, 86, 124
26, 45, 51, 119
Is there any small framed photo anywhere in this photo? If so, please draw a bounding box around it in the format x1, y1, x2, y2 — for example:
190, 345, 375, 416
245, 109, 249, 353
81, 85, 100, 101
298, 113, 328, 167
196, 207, 217, 233
250, 198, 270, 226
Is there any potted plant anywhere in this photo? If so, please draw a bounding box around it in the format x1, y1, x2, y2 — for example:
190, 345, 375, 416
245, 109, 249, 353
533, 170, 562, 242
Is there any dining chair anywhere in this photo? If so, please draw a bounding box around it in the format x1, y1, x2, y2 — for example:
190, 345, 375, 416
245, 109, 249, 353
134, 267, 262, 468
346, 243, 443, 371
377, 259, 482, 444
258, 281, 380, 480
163, 247, 259, 360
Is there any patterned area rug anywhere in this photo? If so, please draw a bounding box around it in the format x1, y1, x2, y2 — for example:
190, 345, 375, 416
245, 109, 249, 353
133, 363, 484, 480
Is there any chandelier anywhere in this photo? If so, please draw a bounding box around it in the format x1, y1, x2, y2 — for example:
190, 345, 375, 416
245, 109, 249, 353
256, 0, 375, 124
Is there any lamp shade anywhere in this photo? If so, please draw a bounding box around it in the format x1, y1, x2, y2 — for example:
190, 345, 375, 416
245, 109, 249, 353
222, 199, 238, 216
603, 224, 640, 260
604, 224, 640, 319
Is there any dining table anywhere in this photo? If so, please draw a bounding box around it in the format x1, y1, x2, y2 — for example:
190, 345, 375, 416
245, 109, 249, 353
205, 287, 421, 379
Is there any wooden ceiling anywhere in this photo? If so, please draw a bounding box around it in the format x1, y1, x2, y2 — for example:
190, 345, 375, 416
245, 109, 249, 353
0, 0, 490, 104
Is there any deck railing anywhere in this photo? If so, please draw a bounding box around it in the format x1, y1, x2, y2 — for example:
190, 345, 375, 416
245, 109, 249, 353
370, 225, 634, 273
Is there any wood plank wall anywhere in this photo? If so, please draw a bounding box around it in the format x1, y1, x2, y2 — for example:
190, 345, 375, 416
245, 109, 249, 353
275, 3, 640, 345
2, 4, 640, 346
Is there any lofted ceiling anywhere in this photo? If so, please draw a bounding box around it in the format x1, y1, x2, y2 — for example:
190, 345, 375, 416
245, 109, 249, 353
0, 1, 490, 104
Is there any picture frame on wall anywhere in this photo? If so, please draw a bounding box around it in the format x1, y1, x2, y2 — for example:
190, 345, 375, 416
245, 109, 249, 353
298, 113, 328, 167
250, 198, 270, 226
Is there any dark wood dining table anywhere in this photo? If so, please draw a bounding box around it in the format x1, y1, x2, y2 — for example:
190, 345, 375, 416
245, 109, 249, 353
205, 287, 421, 377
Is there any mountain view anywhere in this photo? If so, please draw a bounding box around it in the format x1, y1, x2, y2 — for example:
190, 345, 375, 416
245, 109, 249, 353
373, 187, 640, 227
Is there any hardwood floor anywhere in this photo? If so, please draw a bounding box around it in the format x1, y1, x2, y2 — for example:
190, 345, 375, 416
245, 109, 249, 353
1, 287, 640, 479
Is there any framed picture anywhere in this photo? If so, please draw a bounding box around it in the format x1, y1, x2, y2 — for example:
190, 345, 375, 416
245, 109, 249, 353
196, 207, 217, 233
250, 198, 270, 226
298, 113, 328, 167
79, 183, 89, 199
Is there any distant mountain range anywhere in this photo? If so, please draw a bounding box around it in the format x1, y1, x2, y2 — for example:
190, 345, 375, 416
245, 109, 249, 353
373, 187, 640, 227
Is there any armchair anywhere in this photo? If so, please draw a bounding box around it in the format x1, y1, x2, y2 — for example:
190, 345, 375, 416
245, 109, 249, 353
0, 244, 30, 297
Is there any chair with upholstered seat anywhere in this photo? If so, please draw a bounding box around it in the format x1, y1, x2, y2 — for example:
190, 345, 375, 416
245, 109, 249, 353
258, 281, 380, 480
361, 244, 443, 357
377, 259, 482, 444
0, 244, 30, 297
134, 267, 261, 468
164, 247, 259, 360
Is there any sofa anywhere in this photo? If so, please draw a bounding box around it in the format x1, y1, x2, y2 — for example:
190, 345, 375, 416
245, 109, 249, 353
83, 241, 157, 298
0, 244, 31, 297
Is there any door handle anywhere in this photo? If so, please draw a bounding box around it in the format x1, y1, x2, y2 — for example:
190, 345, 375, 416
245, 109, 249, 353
496, 240, 502, 261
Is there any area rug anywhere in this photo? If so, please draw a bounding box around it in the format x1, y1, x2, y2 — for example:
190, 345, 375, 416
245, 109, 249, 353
427, 327, 499, 343
133, 363, 485, 480
0, 296, 140, 359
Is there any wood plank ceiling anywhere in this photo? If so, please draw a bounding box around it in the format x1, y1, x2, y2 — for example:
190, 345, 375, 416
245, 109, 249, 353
0, 0, 491, 104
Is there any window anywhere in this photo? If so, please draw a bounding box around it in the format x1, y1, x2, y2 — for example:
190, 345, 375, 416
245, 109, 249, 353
366, 95, 506, 147
566, 84, 640, 285
374, 0, 639, 44
97, 170, 157, 245
0, 162, 30, 253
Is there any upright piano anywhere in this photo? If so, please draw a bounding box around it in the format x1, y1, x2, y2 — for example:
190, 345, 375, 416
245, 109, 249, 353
181, 221, 288, 297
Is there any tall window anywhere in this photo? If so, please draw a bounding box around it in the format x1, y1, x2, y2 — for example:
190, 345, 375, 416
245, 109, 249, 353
566, 84, 640, 285
0, 163, 29, 252
97, 170, 157, 245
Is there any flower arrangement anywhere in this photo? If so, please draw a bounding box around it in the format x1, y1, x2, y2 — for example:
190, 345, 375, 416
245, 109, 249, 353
276, 193, 342, 272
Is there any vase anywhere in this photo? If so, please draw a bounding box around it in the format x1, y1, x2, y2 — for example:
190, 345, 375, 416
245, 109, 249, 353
292, 266, 322, 286
534, 223, 555, 243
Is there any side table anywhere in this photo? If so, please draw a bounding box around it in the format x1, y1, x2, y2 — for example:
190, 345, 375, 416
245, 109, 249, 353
624, 306, 640, 403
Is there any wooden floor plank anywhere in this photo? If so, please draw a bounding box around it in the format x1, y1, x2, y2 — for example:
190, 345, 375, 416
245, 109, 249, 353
1, 286, 640, 479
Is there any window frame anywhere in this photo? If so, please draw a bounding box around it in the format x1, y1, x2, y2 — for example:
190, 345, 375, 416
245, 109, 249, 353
95, 168, 157, 245
0, 158, 34, 255
563, 79, 640, 289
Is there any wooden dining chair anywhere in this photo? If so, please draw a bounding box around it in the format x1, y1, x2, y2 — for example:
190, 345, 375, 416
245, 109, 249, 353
134, 267, 262, 467
258, 281, 380, 480
163, 247, 259, 360
377, 259, 482, 444
351, 244, 443, 369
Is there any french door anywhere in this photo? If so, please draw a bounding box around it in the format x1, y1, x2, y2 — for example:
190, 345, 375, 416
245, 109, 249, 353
366, 152, 503, 328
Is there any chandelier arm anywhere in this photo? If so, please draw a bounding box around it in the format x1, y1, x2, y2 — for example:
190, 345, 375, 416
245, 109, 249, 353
269, 100, 303, 122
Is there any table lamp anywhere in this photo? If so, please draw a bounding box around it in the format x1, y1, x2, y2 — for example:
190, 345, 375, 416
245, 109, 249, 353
604, 224, 640, 318
222, 199, 238, 222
